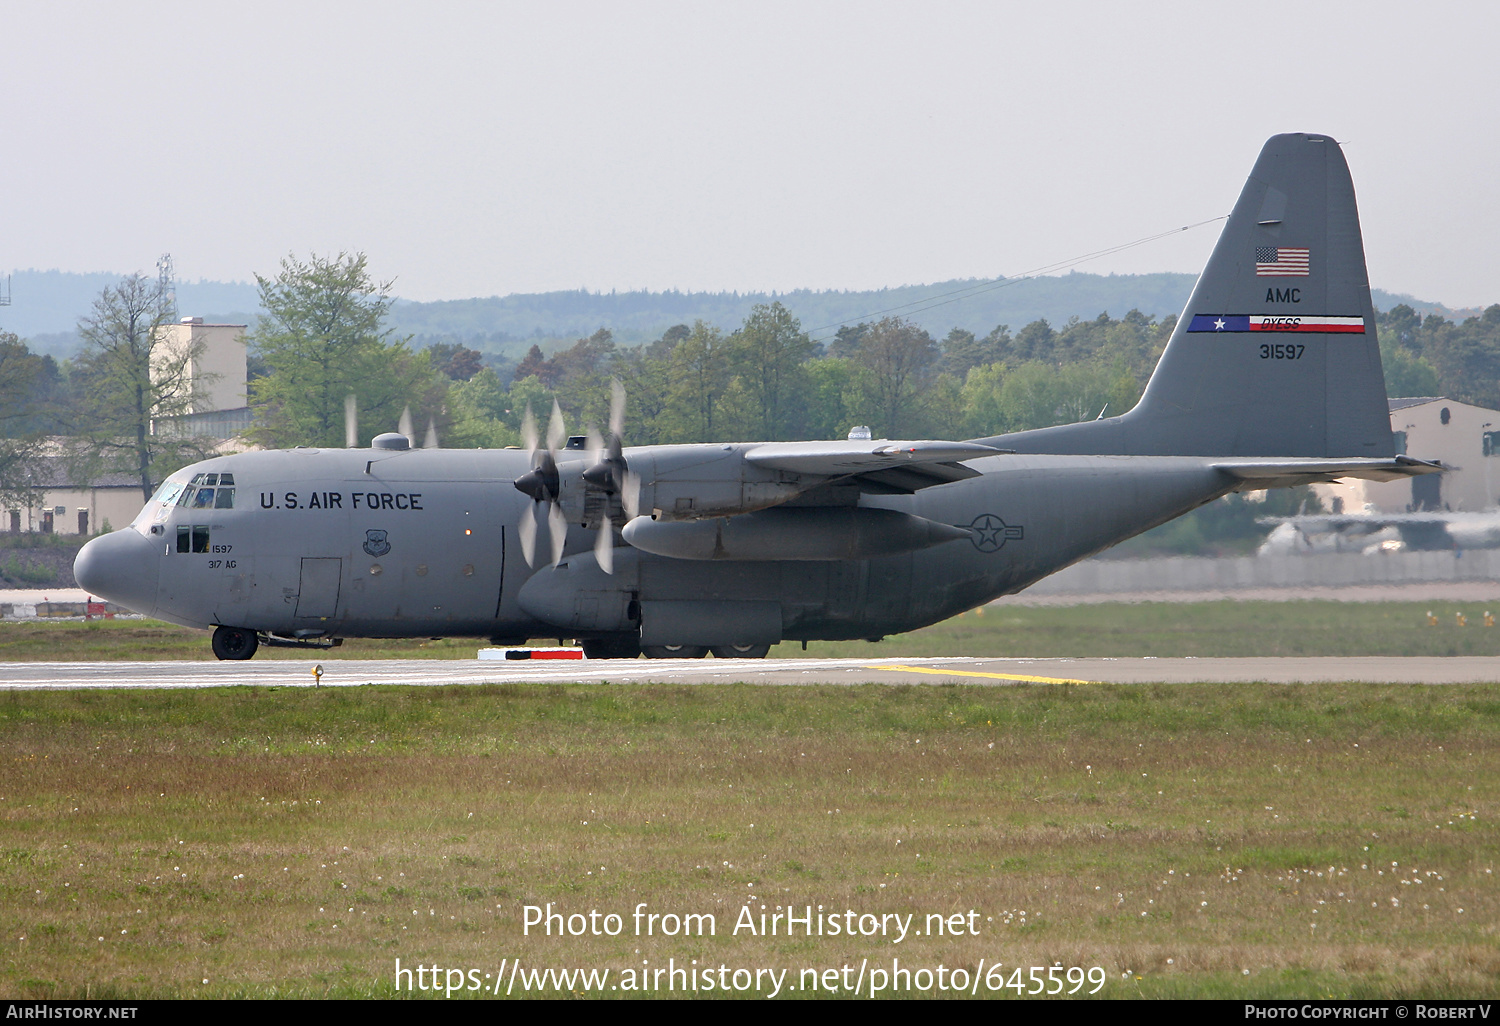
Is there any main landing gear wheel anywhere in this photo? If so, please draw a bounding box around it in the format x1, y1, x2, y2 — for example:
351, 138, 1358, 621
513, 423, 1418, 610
641, 644, 709, 659
580, 636, 643, 660
709, 643, 771, 659
211, 626, 259, 661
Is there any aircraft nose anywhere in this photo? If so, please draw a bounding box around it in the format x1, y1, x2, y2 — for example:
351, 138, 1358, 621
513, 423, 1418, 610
74, 529, 160, 615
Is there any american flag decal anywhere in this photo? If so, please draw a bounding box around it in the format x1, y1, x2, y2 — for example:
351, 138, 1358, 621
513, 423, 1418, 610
1255, 246, 1310, 276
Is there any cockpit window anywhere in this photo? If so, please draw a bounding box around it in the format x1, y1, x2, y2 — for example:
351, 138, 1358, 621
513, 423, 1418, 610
176, 472, 235, 510
152, 481, 186, 508
135, 477, 190, 532
177, 525, 212, 553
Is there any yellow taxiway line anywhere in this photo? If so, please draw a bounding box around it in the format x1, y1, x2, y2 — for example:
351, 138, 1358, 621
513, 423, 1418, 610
867, 664, 1099, 685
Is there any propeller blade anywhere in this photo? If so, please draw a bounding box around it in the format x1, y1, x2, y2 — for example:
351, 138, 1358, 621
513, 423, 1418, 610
548, 501, 568, 567
399, 406, 414, 440
424, 417, 439, 449
518, 502, 537, 567
622, 470, 641, 519
594, 520, 614, 575
345, 394, 358, 448
521, 403, 538, 455
546, 400, 566, 454
586, 424, 605, 462
609, 378, 626, 439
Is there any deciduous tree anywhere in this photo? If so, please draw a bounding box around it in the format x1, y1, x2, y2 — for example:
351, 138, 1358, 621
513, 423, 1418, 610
0, 332, 48, 512
70, 275, 215, 501
247, 253, 445, 448
848, 317, 939, 438
727, 302, 813, 440
427, 342, 484, 381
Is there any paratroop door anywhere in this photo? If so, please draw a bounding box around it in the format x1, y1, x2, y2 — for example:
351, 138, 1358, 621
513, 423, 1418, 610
295, 557, 342, 619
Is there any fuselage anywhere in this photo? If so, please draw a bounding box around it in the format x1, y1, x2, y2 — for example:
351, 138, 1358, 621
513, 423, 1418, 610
75, 443, 1236, 645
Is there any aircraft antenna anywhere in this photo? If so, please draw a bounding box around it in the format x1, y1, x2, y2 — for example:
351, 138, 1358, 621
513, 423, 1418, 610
800, 215, 1227, 344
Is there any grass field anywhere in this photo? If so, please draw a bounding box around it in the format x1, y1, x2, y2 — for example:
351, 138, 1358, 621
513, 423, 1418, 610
1, 682, 1497, 999
4, 600, 1500, 661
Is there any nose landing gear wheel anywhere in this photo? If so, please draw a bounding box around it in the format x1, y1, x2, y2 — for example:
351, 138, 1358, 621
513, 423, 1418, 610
642, 644, 709, 659
211, 626, 260, 661
709, 643, 771, 659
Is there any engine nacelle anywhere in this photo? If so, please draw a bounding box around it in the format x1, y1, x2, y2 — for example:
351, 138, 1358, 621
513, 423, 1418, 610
630, 446, 804, 521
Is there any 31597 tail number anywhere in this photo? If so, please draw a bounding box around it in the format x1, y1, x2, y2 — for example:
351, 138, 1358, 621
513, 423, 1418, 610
1260, 343, 1305, 360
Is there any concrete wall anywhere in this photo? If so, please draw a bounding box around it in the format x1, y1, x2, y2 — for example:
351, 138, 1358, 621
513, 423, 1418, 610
0, 600, 131, 619
1021, 550, 1500, 595
7, 487, 145, 536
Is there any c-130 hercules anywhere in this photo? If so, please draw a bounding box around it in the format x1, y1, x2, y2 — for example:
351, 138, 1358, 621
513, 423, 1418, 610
76, 133, 1436, 660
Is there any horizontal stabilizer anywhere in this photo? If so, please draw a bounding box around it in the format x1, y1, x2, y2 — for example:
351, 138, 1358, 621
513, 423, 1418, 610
1214, 455, 1441, 490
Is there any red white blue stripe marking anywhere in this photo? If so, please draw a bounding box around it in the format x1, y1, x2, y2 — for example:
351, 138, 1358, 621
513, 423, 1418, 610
1187, 315, 1365, 334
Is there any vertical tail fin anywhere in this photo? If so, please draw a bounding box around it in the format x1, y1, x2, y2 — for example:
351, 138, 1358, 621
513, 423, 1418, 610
984, 133, 1393, 457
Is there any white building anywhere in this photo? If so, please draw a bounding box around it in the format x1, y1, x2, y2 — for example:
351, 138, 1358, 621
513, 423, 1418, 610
4, 316, 254, 535
4, 459, 146, 537
1317, 397, 1500, 513
150, 317, 251, 438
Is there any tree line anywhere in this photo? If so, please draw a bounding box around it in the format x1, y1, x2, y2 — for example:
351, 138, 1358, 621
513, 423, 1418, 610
442, 296, 1176, 451
1376, 303, 1500, 408
6, 251, 1500, 519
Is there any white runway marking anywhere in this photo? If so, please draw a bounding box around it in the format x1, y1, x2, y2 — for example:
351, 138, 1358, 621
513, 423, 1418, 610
2, 655, 1498, 688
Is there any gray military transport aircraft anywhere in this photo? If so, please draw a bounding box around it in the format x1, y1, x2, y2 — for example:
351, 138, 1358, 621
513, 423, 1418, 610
75, 133, 1437, 660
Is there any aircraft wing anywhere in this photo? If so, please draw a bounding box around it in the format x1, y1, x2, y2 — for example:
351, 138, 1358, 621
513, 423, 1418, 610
744, 440, 1007, 493
1213, 455, 1442, 490
1257, 508, 1500, 552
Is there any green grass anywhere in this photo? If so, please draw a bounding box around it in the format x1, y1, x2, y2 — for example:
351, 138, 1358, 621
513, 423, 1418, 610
1, 555, 57, 585
772, 601, 1500, 659
0, 621, 484, 661
0, 533, 84, 551
1, 683, 1497, 998
5, 600, 1500, 661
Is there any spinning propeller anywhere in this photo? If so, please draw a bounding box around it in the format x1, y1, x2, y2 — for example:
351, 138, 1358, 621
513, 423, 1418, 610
514, 401, 569, 568
580, 379, 640, 574
345, 397, 438, 448
512, 381, 640, 574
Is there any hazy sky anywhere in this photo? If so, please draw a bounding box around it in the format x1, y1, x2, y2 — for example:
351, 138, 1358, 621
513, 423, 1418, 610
3, 2, 1498, 306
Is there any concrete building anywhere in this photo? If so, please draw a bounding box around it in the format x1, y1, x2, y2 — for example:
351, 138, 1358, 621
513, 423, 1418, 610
4, 316, 253, 535
1317, 397, 1500, 513
4, 459, 146, 537
150, 317, 251, 439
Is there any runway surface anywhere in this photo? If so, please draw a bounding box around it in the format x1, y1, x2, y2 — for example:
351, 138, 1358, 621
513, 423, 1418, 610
2, 655, 1497, 688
